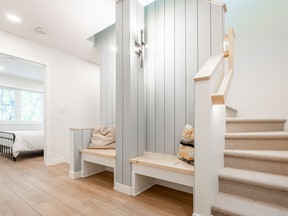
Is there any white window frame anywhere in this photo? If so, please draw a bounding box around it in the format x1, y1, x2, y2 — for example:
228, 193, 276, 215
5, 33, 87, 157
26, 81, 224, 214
0, 86, 44, 124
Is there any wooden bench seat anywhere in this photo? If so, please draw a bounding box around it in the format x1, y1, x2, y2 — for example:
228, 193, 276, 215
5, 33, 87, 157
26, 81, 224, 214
80, 149, 116, 178
130, 152, 194, 196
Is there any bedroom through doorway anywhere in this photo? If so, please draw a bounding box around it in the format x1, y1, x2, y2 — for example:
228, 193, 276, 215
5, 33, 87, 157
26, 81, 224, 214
0, 53, 47, 164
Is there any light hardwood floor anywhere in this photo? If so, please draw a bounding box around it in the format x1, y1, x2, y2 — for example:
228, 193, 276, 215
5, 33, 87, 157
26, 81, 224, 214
0, 153, 193, 216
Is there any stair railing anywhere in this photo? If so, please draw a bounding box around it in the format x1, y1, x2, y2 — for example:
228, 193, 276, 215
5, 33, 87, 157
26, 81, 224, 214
193, 27, 235, 216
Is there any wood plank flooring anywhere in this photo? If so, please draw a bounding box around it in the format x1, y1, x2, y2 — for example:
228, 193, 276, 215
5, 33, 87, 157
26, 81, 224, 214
0, 153, 193, 216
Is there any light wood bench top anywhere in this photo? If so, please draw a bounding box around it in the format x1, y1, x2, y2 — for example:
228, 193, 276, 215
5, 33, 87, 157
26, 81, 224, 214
130, 152, 194, 175
80, 149, 116, 159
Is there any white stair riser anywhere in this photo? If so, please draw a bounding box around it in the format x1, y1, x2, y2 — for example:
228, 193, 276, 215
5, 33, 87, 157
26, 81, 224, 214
224, 156, 288, 176
225, 139, 288, 150
219, 179, 288, 208
226, 122, 285, 133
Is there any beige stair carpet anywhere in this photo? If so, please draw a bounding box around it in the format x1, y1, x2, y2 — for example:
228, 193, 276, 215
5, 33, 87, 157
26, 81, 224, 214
212, 118, 288, 216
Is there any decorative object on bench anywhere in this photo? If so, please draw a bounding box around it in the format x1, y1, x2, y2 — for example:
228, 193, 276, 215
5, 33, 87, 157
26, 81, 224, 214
69, 127, 116, 181
177, 124, 194, 165
0, 131, 44, 161
88, 125, 116, 149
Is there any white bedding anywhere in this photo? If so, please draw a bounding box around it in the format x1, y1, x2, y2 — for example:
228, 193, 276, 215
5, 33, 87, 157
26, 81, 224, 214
9, 131, 44, 157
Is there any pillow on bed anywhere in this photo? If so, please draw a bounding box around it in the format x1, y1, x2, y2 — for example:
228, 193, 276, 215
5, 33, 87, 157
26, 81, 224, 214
88, 125, 116, 149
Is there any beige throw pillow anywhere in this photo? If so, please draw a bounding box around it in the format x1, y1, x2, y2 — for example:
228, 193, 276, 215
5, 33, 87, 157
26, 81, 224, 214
88, 125, 116, 149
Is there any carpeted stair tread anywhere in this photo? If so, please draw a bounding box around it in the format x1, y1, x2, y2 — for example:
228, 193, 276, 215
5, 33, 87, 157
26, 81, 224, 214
219, 168, 288, 192
212, 192, 288, 216
224, 150, 288, 162
225, 131, 288, 139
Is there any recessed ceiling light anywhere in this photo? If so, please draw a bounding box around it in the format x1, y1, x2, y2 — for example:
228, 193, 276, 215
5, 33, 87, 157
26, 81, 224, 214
34, 27, 48, 35
0, 66, 4, 70
6, 14, 21, 23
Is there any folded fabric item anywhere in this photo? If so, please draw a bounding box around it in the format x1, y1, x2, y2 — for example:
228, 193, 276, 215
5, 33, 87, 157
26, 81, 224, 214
177, 144, 194, 161
88, 125, 116, 149
180, 141, 194, 148
181, 124, 194, 144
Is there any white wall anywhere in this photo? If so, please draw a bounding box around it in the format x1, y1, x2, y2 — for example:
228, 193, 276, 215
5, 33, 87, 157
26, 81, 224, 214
223, 0, 288, 129
0, 74, 44, 91
0, 30, 101, 165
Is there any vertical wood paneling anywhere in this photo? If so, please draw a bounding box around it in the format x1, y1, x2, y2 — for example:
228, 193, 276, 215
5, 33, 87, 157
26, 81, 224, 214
106, 26, 116, 126
186, 0, 198, 126
101, 31, 108, 126
115, 0, 123, 184
155, 0, 165, 154
198, 0, 211, 69
164, 0, 175, 155
82, 129, 92, 149
211, 4, 224, 56
122, 0, 132, 186
74, 130, 82, 172
95, 24, 116, 128
146, 3, 156, 152
145, 0, 202, 155
112, 27, 117, 125
174, 0, 186, 154
137, 3, 146, 156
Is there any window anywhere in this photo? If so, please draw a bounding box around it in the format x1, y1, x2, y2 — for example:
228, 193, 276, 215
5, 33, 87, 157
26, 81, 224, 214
0, 87, 43, 122
0, 88, 15, 120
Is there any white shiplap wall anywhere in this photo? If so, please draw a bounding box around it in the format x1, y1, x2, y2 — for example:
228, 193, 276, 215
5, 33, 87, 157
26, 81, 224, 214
97, 0, 224, 187
145, 0, 224, 155
115, 0, 145, 186
94, 24, 116, 127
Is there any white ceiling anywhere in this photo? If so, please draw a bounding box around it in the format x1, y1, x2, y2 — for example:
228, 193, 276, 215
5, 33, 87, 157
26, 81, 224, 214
0, 53, 45, 82
0, 0, 156, 64
0, 0, 116, 63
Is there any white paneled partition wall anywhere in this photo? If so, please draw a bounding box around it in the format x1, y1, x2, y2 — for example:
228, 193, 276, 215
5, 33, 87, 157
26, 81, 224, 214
145, 0, 225, 155
94, 2, 226, 211
94, 24, 116, 127
115, 0, 145, 190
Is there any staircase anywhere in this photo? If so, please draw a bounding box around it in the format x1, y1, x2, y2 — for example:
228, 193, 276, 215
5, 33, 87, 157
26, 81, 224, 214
212, 117, 288, 216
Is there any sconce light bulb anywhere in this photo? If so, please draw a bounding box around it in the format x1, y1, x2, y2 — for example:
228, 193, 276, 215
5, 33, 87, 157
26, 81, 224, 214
111, 46, 117, 52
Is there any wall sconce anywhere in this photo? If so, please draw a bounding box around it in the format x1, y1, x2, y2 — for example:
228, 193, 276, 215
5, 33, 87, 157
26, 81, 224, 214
135, 28, 145, 68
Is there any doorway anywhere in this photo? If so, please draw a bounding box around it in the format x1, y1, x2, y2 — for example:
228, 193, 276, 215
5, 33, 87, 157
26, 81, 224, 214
0, 53, 51, 165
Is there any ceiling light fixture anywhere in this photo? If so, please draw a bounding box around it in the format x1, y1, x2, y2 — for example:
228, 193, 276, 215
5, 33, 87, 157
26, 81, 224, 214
34, 27, 48, 35
0, 66, 4, 70
6, 14, 21, 23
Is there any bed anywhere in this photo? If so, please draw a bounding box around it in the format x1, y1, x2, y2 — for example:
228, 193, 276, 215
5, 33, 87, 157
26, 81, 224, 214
0, 131, 44, 161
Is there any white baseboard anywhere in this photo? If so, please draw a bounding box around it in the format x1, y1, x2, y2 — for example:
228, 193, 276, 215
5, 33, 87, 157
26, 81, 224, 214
192, 214, 201, 216
46, 157, 65, 166
69, 171, 81, 179
156, 179, 193, 194
114, 182, 131, 195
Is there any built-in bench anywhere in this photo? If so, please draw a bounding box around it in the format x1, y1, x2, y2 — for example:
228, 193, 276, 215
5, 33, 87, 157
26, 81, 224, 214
80, 149, 116, 178
69, 128, 116, 182
130, 152, 194, 196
